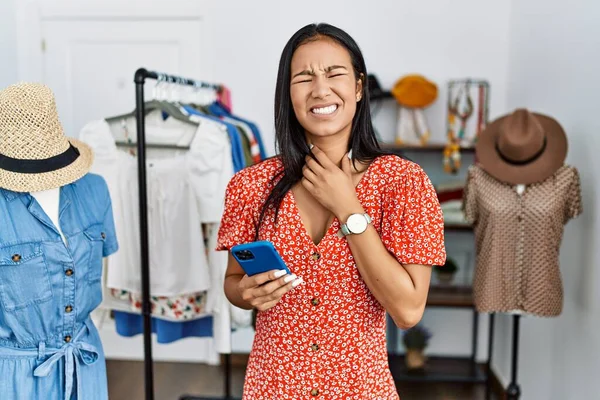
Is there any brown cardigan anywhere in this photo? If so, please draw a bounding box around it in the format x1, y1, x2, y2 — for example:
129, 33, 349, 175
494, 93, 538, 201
463, 164, 582, 317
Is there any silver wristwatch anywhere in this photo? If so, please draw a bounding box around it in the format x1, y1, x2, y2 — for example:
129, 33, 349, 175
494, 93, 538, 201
339, 213, 372, 237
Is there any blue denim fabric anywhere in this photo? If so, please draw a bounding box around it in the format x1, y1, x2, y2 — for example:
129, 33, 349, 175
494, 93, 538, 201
0, 173, 118, 400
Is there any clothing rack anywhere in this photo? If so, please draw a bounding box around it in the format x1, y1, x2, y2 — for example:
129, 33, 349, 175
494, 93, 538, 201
115, 141, 190, 150
132, 68, 234, 400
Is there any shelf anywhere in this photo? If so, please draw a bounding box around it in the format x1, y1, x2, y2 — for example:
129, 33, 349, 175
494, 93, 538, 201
427, 285, 474, 308
388, 355, 488, 384
444, 223, 473, 232
380, 143, 476, 153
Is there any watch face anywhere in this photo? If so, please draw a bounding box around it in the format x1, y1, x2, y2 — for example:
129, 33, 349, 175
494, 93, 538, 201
347, 214, 368, 234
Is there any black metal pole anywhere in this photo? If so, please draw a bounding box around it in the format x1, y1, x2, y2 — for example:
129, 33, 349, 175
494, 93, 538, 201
132, 68, 225, 400
225, 354, 232, 399
506, 315, 521, 399
486, 313, 495, 400
134, 67, 155, 400
471, 310, 479, 365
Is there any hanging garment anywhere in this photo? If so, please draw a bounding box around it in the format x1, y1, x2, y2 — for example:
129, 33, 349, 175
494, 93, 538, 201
223, 117, 262, 163
117, 154, 210, 296
217, 155, 446, 399
80, 118, 222, 296
109, 289, 208, 321
79, 116, 235, 347
181, 105, 246, 172
205, 222, 253, 334
208, 102, 268, 160
236, 126, 254, 167
112, 312, 213, 344
463, 164, 582, 316
0, 175, 118, 400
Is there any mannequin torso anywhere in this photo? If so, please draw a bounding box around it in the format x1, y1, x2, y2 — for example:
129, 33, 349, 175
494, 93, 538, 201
30, 187, 66, 243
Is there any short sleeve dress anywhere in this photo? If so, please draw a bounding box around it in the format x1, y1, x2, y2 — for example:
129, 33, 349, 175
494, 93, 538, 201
217, 155, 446, 399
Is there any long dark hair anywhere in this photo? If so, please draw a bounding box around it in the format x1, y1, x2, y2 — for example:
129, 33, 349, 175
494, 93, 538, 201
256, 23, 389, 235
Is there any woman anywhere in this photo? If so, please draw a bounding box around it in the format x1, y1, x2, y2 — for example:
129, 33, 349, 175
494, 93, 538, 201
217, 23, 446, 399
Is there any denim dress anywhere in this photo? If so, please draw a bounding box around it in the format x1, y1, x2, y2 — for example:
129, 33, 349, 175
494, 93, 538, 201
0, 174, 118, 400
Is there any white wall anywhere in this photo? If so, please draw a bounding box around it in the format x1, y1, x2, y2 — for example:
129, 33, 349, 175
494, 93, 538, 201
3, 0, 515, 358
0, 0, 17, 88
206, 0, 514, 356
209, 0, 512, 157
495, 1, 600, 399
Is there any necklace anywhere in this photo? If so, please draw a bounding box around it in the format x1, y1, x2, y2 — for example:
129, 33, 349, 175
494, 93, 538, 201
451, 82, 474, 142
444, 83, 473, 173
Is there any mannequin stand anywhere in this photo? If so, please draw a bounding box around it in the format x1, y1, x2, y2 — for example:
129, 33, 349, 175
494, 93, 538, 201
507, 314, 522, 399
485, 313, 495, 400
485, 313, 521, 400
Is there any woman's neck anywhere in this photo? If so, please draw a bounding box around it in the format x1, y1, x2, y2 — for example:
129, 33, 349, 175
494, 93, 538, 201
307, 134, 349, 167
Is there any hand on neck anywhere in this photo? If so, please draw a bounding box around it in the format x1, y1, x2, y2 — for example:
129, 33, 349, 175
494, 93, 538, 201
307, 134, 350, 167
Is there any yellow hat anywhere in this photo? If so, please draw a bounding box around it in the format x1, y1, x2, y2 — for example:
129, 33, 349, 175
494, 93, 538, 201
391, 75, 438, 108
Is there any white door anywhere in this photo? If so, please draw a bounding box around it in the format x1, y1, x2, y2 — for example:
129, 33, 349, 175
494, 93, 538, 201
18, 1, 213, 138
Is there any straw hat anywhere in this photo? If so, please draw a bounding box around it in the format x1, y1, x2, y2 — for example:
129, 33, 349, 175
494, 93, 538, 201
0, 82, 93, 192
476, 108, 567, 185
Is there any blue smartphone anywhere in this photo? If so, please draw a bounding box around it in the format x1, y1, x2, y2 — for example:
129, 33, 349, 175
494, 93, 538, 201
231, 241, 291, 277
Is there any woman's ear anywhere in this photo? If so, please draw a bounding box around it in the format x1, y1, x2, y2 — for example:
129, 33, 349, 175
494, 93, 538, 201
356, 73, 364, 102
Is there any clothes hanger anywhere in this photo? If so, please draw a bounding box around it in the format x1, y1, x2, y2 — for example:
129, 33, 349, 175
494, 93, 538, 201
185, 81, 219, 115
105, 74, 198, 126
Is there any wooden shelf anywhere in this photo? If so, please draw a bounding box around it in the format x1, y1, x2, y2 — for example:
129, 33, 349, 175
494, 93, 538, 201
427, 285, 474, 308
388, 355, 487, 384
444, 223, 473, 232
380, 143, 476, 153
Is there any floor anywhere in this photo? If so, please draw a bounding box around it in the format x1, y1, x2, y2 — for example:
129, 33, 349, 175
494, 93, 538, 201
107, 360, 498, 400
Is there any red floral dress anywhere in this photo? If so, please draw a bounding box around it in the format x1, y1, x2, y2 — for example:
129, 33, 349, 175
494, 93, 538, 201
217, 155, 446, 399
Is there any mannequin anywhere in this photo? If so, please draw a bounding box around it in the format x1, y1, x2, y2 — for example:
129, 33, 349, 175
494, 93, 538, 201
464, 109, 582, 400
464, 108, 581, 317
30, 188, 66, 244
0, 82, 118, 400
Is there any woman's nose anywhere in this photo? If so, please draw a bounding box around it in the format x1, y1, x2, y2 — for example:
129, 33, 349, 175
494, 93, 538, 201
311, 77, 331, 99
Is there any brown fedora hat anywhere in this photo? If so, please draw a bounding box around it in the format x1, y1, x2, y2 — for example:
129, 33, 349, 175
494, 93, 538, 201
475, 109, 567, 185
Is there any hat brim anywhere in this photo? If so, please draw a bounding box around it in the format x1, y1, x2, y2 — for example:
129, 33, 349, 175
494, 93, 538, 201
370, 91, 393, 101
475, 113, 567, 185
0, 139, 94, 192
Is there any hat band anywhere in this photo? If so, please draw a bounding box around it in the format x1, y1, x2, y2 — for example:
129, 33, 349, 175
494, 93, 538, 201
0, 143, 80, 174
495, 137, 547, 166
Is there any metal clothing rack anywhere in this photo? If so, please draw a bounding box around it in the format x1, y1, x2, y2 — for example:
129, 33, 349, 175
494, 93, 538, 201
132, 68, 234, 400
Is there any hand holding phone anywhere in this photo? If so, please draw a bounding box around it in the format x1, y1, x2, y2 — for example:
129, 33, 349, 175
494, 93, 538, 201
231, 241, 303, 311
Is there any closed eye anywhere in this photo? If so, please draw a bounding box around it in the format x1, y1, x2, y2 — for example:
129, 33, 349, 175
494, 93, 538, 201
329, 74, 346, 78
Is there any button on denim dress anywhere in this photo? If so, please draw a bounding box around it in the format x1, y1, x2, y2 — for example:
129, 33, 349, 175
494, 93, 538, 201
0, 174, 118, 400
